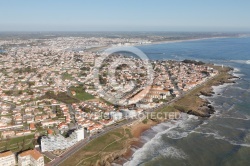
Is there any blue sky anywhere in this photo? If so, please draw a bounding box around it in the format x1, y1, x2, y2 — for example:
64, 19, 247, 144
0, 0, 250, 31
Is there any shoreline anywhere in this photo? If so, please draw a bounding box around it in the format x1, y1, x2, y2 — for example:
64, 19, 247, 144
112, 65, 239, 165
88, 35, 239, 53
135, 36, 234, 47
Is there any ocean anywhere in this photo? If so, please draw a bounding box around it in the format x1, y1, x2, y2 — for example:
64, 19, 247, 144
124, 37, 250, 166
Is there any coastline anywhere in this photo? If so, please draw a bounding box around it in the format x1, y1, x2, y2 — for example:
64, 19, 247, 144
87, 35, 238, 53
135, 36, 234, 47
113, 65, 239, 165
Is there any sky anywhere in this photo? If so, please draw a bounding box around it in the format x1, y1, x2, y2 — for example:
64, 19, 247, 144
0, 0, 250, 32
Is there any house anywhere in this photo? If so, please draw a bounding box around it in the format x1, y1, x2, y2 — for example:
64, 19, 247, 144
99, 119, 114, 126
29, 123, 36, 131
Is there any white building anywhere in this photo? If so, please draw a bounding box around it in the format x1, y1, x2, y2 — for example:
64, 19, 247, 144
18, 149, 44, 166
120, 109, 137, 119
41, 128, 84, 152
110, 111, 123, 121
0, 151, 16, 166
75, 128, 84, 141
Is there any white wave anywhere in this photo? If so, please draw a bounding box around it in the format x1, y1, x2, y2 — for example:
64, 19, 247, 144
236, 128, 250, 131
158, 147, 188, 159
228, 141, 250, 148
165, 130, 189, 139
245, 115, 250, 119
130, 147, 137, 152
124, 143, 188, 166
151, 126, 164, 133
222, 117, 250, 121
219, 95, 233, 99
212, 83, 233, 94
141, 136, 151, 142
230, 86, 250, 92
124, 114, 193, 165
227, 104, 235, 112
192, 131, 226, 140
230, 60, 250, 65
200, 83, 234, 103
233, 73, 245, 77
233, 67, 241, 72
112, 164, 122, 166
231, 67, 245, 77
192, 130, 250, 148
202, 121, 208, 125
188, 114, 199, 120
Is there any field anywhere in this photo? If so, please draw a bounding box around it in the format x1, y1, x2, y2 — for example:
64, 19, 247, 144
42, 91, 79, 104
0, 134, 35, 153
70, 86, 95, 101
61, 72, 73, 80
60, 127, 132, 166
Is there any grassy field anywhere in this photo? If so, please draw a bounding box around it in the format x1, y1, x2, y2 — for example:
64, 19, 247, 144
41, 86, 95, 104
60, 127, 132, 166
61, 72, 73, 80
42, 91, 79, 104
0, 134, 35, 153
70, 86, 95, 101
156, 105, 178, 113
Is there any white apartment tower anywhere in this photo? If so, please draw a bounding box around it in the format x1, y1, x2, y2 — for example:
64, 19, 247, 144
0, 151, 16, 166
41, 128, 84, 152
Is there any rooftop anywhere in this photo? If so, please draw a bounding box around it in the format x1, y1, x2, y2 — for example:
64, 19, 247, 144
19, 149, 42, 160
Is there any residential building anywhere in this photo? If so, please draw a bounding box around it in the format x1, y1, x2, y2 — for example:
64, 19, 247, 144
18, 149, 44, 166
110, 111, 123, 121
0, 151, 16, 166
41, 128, 84, 152
120, 109, 137, 119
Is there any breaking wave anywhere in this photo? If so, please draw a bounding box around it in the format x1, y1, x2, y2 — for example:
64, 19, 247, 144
230, 60, 250, 65
124, 114, 199, 165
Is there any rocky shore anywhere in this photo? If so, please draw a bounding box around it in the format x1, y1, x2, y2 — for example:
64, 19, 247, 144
173, 66, 239, 118
111, 65, 238, 165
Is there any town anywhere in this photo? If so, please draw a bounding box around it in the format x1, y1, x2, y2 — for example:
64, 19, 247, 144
0, 36, 218, 165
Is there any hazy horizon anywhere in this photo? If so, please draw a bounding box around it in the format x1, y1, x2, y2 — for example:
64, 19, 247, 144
1, 0, 250, 32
